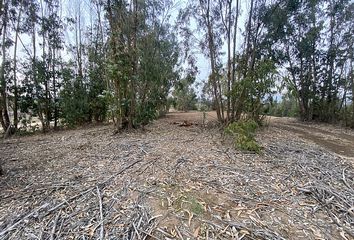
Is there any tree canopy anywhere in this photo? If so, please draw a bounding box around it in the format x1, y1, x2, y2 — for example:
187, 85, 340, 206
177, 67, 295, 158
0, 0, 353, 135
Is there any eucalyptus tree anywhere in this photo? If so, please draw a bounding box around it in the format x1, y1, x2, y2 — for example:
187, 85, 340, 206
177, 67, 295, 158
178, 0, 226, 122
39, 0, 63, 130
262, 0, 354, 123
179, 0, 276, 124
19, 0, 64, 131
105, 0, 179, 129
172, 75, 198, 112
0, 0, 11, 133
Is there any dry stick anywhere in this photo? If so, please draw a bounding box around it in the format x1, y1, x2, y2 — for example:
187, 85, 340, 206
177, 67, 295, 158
311, 190, 354, 238
96, 186, 104, 240
132, 223, 141, 240
45, 188, 93, 216
50, 211, 61, 240
174, 226, 184, 239
39, 215, 53, 240
1, 159, 144, 237
342, 167, 352, 190
44, 159, 143, 217
140, 230, 159, 240
156, 228, 175, 238
0, 203, 49, 237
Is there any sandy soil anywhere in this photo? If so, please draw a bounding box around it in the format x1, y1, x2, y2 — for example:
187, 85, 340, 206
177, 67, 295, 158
0, 112, 353, 239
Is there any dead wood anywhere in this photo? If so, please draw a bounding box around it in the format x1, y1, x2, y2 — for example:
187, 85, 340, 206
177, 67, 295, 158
0, 113, 353, 239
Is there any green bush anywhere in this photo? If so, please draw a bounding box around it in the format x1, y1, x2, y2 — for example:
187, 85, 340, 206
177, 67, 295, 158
225, 120, 261, 153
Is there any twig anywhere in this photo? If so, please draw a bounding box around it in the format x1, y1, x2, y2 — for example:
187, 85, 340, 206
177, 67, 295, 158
96, 186, 104, 240
140, 229, 160, 240
0, 203, 49, 237
342, 167, 352, 190
44, 188, 93, 216
44, 159, 143, 217
50, 211, 61, 240
175, 226, 184, 239
156, 228, 175, 238
133, 222, 141, 240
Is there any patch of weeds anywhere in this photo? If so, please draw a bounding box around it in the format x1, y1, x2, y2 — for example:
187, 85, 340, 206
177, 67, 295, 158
225, 120, 261, 153
172, 196, 204, 215
188, 196, 204, 215
173, 195, 204, 215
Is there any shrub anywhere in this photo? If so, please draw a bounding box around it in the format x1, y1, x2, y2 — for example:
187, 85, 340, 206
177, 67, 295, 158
225, 120, 261, 153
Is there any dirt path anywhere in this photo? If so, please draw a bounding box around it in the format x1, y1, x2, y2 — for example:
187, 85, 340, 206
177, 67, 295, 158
0, 112, 353, 239
271, 117, 354, 159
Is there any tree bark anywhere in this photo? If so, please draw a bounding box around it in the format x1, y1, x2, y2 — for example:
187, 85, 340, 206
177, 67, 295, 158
203, 0, 223, 122
234, 0, 253, 121
231, 0, 239, 122
13, 6, 22, 130
0, 1, 10, 132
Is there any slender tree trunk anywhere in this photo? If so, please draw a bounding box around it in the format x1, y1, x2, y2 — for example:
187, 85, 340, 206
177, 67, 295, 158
52, 48, 58, 129
0, 1, 10, 132
32, 11, 44, 129
351, 57, 354, 128
106, 0, 123, 128
12, 7, 22, 130
286, 45, 304, 119
352, 79, 354, 128
231, 0, 239, 122
0, 0, 3, 35
235, 0, 253, 121
226, 0, 232, 122
128, 0, 138, 129
40, 0, 50, 132
327, 12, 335, 122
76, 15, 83, 80
204, 0, 222, 122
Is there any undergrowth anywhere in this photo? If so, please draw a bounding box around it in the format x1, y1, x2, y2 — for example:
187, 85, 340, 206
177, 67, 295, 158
225, 120, 261, 153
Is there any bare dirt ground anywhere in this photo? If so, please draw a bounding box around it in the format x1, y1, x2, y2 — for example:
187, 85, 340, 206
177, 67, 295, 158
0, 112, 353, 240
270, 117, 354, 160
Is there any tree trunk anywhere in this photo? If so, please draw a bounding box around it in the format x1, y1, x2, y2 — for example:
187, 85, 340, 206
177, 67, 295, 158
234, 0, 253, 121
351, 59, 354, 128
52, 48, 58, 129
231, 0, 239, 122
128, 0, 138, 129
226, 0, 232, 122
13, 7, 22, 130
40, 0, 50, 132
31, 6, 45, 130
204, 0, 223, 123
0, 1, 10, 132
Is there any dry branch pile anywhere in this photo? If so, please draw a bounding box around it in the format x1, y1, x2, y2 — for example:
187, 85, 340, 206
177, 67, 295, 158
0, 113, 353, 239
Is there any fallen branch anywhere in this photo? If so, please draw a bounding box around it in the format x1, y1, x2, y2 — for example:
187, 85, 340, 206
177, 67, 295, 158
96, 186, 104, 240
44, 159, 143, 217
50, 211, 61, 240
0, 203, 49, 237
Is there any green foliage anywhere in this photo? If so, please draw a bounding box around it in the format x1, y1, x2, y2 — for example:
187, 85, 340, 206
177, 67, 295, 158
172, 77, 198, 111
106, 1, 180, 128
225, 120, 261, 153
17, 116, 40, 135
267, 93, 300, 117
87, 45, 108, 122
173, 195, 204, 215
262, 0, 354, 123
59, 68, 91, 127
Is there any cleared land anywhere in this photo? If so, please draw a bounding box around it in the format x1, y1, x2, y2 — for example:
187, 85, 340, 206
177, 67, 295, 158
0, 112, 353, 239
